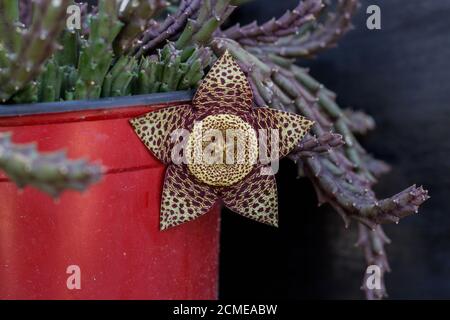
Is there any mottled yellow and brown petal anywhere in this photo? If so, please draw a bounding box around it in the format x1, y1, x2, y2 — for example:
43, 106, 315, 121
130, 105, 195, 164
251, 108, 314, 159
161, 165, 219, 230
130, 50, 315, 231
193, 51, 253, 114
220, 167, 278, 227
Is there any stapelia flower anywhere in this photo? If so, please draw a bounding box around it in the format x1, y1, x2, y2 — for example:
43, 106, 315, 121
130, 51, 314, 230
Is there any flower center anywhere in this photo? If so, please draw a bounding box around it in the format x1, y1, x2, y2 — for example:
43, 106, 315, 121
186, 114, 258, 187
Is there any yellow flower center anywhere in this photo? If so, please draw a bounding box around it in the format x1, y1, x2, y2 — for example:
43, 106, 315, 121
186, 114, 258, 187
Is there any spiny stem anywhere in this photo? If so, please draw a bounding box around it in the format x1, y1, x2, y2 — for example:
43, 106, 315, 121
0, 132, 102, 197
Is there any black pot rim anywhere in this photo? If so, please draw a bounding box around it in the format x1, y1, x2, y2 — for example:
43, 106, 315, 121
0, 91, 194, 117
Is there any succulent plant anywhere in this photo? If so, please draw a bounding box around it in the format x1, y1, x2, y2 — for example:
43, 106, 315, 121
9, 0, 210, 103
0, 0, 429, 299
0, 0, 70, 102
0, 132, 102, 197
134, 43, 212, 93
114, 0, 168, 55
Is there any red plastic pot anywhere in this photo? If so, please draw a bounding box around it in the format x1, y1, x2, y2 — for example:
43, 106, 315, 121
0, 92, 220, 300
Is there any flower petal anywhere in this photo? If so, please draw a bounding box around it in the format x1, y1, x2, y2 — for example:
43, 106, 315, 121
130, 105, 195, 164
193, 51, 253, 114
220, 167, 278, 227
161, 165, 219, 230
251, 108, 314, 159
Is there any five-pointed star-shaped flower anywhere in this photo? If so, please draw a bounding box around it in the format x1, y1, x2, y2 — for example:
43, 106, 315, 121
130, 51, 313, 230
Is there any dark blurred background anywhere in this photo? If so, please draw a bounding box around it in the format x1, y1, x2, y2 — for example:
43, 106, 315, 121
220, 0, 450, 299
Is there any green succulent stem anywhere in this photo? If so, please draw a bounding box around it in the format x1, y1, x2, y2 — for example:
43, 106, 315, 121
0, 132, 102, 197
0, 0, 70, 102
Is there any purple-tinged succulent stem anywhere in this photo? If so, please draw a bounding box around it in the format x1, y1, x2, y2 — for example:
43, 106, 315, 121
115, 0, 168, 55
222, 0, 323, 45
19, 0, 32, 26
133, 0, 202, 57
245, 0, 359, 58
212, 37, 429, 230
175, 0, 236, 49
344, 109, 376, 135
356, 224, 391, 300
290, 132, 344, 159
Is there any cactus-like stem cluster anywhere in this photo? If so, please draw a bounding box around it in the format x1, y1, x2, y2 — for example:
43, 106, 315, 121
292, 0, 360, 57
0, 132, 102, 197
238, 0, 359, 58
0, 0, 70, 102
102, 55, 139, 97
115, 0, 168, 55
9, 0, 224, 104
73, 1, 124, 100
10, 1, 212, 104
135, 43, 212, 93
175, 0, 236, 49
12, 40, 210, 103
133, 0, 203, 57
222, 0, 322, 46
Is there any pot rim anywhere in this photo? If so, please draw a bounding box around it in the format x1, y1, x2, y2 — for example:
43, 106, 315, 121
0, 91, 193, 117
